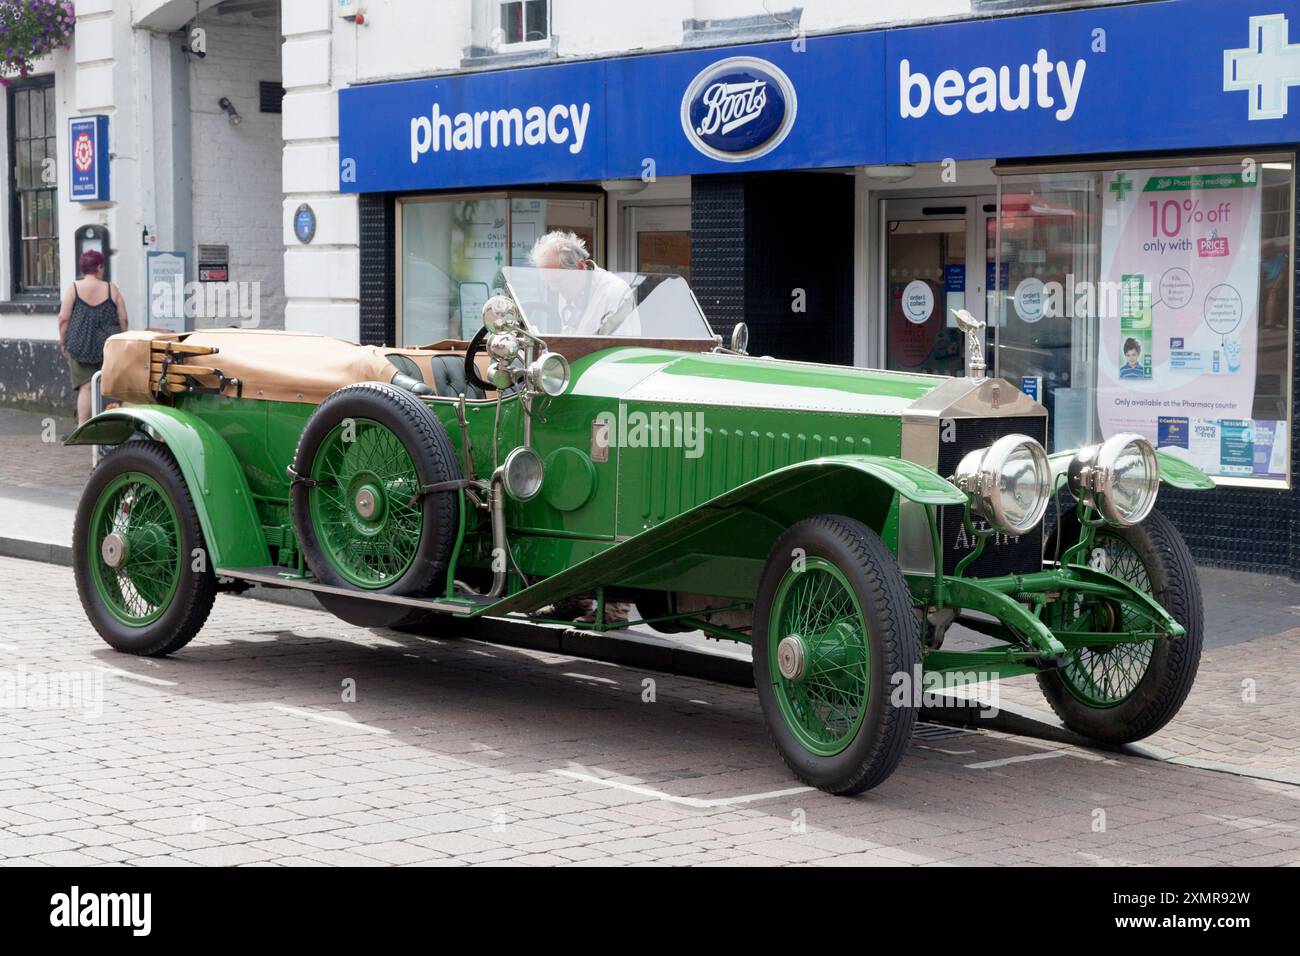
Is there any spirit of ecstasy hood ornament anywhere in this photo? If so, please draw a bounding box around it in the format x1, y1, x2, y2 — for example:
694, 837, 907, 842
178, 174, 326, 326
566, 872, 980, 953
952, 309, 987, 382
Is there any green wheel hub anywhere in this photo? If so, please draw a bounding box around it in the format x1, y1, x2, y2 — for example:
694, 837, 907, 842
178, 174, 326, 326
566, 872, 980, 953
307, 417, 423, 589
88, 472, 183, 627
1059, 531, 1156, 708
767, 558, 871, 756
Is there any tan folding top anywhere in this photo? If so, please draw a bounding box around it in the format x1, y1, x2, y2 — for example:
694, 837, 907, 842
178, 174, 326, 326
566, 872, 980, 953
101, 328, 469, 406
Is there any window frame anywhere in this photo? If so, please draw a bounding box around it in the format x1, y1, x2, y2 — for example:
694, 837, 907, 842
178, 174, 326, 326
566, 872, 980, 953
395, 188, 605, 347
6, 74, 59, 300
497, 0, 551, 51
991, 149, 1296, 490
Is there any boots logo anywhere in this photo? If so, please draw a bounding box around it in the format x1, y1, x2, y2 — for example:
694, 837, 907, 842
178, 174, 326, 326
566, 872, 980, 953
1225, 13, 1300, 120
681, 57, 797, 162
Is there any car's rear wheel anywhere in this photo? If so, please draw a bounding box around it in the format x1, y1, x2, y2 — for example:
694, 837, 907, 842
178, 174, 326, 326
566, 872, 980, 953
753, 515, 919, 795
1039, 509, 1202, 743
74, 441, 216, 656
291, 382, 461, 629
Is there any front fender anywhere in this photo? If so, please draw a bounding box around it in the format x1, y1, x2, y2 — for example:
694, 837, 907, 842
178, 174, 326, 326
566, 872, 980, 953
488, 454, 966, 614
66, 407, 270, 569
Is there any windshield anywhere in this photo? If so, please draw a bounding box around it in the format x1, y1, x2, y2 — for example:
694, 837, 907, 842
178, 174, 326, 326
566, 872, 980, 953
502, 267, 715, 340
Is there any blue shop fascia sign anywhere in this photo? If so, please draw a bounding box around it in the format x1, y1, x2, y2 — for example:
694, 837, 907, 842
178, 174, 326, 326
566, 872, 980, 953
339, 0, 1300, 193
69, 115, 111, 203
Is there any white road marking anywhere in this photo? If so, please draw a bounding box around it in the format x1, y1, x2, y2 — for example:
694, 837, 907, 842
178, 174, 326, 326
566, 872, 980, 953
964, 750, 1081, 770
552, 769, 811, 807
94, 665, 177, 687
562, 672, 619, 685
273, 705, 390, 735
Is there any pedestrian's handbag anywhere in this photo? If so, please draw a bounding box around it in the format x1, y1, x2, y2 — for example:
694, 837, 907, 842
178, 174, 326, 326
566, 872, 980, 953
65, 302, 121, 365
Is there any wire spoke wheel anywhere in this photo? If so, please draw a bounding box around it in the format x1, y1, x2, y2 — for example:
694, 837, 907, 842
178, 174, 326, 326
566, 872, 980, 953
307, 417, 423, 589
1058, 531, 1155, 708
87, 471, 183, 627
768, 557, 870, 756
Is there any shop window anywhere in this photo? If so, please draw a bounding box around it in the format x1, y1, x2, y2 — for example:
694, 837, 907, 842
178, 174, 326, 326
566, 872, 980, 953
7, 77, 59, 297
994, 155, 1294, 487
499, 0, 550, 47
397, 191, 600, 345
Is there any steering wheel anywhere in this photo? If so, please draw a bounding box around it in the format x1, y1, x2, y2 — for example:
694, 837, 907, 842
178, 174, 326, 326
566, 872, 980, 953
464, 326, 496, 393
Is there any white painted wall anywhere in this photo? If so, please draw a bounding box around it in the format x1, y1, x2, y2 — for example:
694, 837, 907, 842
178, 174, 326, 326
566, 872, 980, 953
188, 10, 285, 329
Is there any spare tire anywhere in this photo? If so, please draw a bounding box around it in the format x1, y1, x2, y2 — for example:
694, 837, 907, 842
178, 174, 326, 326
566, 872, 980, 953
290, 382, 461, 627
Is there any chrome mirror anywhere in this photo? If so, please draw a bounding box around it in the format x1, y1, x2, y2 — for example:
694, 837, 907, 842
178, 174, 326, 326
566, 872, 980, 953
730, 322, 750, 355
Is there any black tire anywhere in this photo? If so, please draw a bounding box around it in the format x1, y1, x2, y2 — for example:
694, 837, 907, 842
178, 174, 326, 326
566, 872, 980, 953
1039, 508, 1202, 743
291, 382, 461, 629
753, 515, 920, 795
73, 441, 216, 656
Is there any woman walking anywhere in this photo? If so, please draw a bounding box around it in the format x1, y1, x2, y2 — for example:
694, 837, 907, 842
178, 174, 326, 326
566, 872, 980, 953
58, 251, 128, 423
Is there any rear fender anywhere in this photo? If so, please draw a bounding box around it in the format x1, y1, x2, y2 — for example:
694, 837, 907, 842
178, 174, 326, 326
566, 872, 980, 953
66, 407, 271, 569
490, 454, 966, 613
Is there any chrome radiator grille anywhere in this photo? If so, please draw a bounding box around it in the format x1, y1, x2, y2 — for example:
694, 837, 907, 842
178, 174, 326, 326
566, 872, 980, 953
936, 415, 1048, 577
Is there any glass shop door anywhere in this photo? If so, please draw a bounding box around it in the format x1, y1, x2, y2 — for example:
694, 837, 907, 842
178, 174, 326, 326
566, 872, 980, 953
880, 196, 996, 376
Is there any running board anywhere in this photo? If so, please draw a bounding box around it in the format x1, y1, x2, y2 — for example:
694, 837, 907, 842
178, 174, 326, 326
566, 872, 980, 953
215, 566, 495, 616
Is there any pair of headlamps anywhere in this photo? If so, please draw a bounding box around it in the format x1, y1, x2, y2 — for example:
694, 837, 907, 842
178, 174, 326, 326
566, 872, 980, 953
952, 432, 1159, 535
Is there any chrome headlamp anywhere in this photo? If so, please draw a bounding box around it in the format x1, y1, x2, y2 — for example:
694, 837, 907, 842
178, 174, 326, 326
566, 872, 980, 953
952, 433, 1051, 535
527, 351, 570, 398
482, 294, 522, 333
501, 446, 544, 501
486, 331, 525, 389
1067, 433, 1159, 526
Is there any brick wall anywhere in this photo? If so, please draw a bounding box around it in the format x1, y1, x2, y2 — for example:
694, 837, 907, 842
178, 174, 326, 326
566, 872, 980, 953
188, 12, 284, 330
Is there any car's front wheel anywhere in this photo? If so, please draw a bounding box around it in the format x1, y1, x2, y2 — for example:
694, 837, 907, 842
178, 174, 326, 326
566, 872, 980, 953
1039, 509, 1202, 743
753, 515, 920, 795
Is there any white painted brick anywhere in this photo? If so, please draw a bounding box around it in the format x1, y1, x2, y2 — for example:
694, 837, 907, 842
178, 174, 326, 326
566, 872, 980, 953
283, 36, 332, 89
189, 14, 286, 329
282, 89, 337, 141
283, 142, 341, 194
74, 16, 114, 63
286, 301, 360, 341
75, 63, 114, 111
283, 196, 357, 246
284, 247, 359, 300
282, 0, 332, 37
75, 0, 114, 16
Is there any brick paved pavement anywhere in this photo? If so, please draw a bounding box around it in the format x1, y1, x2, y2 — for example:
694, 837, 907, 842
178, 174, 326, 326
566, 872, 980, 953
1, 555, 1298, 866
991, 629, 1300, 778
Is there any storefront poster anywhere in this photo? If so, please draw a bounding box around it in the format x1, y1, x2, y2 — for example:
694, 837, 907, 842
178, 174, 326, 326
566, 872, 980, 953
1097, 165, 1263, 479
509, 198, 547, 266
1154, 416, 1286, 479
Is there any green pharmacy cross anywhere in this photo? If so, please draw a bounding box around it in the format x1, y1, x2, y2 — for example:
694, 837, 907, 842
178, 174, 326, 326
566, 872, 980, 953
1110, 172, 1134, 202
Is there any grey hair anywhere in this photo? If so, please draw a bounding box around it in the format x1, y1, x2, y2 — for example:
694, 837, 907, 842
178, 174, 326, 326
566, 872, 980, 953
529, 230, 590, 269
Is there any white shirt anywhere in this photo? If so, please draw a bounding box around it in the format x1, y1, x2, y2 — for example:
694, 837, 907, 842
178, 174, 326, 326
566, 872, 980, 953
559, 267, 642, 336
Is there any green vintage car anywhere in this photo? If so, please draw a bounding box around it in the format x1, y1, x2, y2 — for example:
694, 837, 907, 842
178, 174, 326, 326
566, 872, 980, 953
67, 267, 1213, 794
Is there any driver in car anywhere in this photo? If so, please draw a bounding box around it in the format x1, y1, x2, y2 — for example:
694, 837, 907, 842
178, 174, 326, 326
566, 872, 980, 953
529, 231, 642, 337
528, 229, 636, 626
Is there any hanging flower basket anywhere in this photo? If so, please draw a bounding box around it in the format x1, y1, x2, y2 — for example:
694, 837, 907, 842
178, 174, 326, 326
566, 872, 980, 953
0, 0, 75, 86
